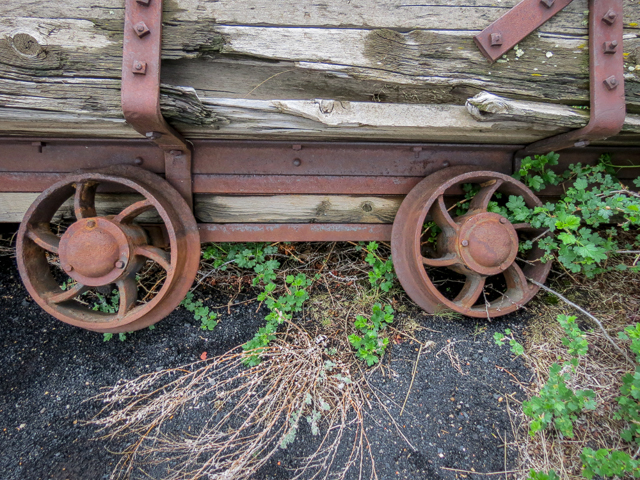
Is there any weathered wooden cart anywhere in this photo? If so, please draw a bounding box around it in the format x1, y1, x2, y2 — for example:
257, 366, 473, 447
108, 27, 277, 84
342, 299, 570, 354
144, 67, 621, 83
2, 0, 639, 332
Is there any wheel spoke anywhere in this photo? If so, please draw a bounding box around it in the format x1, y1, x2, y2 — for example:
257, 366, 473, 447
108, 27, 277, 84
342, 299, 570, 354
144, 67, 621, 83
73, 181, 98, 220
113, 199, 154, 224
422, 254, 459, 268
453, 274, 485, 309
116, 276, 138, 317
26, 224, 60, 254
430, 195, 458, 235
503, 263, 529, 301
135, 245, 171, 272
468, 179, 504, 212
47, 283, 87, 304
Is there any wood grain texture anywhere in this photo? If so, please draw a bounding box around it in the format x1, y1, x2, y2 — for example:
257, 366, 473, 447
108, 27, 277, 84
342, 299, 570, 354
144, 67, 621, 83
0, 0, 638, 143
194, 195, 404, 224
0, 193, 403, 224
467, 92, 640, 133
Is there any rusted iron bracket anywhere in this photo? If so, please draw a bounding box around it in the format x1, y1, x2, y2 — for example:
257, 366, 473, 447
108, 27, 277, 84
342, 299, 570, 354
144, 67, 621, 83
474, 0, 573, 63
475, 0, 626, 157
122, 0, 193, 208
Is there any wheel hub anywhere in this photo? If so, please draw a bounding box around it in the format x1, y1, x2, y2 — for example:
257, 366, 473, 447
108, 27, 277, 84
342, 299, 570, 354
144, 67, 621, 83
457, 212, 519, 276
59, 217, 130, 286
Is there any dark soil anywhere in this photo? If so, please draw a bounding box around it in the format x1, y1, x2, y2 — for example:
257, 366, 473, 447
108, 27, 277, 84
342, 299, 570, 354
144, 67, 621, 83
0, 244, 534, 480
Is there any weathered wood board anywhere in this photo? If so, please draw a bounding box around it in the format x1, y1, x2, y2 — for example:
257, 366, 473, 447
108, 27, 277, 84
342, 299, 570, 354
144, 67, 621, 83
1, 0, 639, 143
0, 193, 403, 224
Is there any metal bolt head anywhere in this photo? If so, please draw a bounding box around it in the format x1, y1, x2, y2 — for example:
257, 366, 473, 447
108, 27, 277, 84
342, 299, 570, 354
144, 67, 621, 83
136, 0, 151, 5
134, 157, 143, 166
134, 21, 150, 38
602, 9, 617, 25
293, 158, 302, 167
63, 264, 73, 273
540, 0, 555, 8
461, 240, 469, 247
86, 220, 96, 228
132, 61, 147, 75
499, 217, 508, 224
442, 161, 450, 168
603, 75, 619, 90
115, 260, 126, 269
604, 40, 618, 54
145, 131, 162, 140
490, 33, 503, 47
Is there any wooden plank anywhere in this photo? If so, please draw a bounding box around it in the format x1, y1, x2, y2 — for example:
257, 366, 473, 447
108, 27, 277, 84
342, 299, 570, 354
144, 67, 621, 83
0, 192, 403, 224
199, 224, 393, 242
194, 195, 404, 223
0, 0, 638, 142
467, 92, 640, 134
0, 193, 161, 223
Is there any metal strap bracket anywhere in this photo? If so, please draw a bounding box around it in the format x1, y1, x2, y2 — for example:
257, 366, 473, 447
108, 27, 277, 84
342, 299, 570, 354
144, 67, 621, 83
475, 0, 626, 157
122, 0, 193, 207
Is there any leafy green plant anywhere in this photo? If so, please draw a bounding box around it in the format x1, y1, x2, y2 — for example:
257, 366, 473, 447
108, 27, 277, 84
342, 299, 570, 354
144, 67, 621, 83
360, 241, 396, 292
92, 290, 120, 313
581, 448, 640, 479
499, 154, 640, 277
527, 470, 560, 480
202, 242, 280, 285
349, 303, 394, 366
523, 362, 596, 438
514, 151, 560, 192
243, 273, 315, 366
493, 328, 524, 355
103, 332, 130, 342
615, 323, 640, 445
181, 291, 218, 331
558, 314, 589, 366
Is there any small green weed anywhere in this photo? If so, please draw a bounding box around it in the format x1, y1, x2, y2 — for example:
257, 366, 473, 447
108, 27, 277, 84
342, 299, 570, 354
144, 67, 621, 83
348, 303, 394, 366
523, 362, 596, 438
92, 290, 119, 314
103, 332, 130, 342
359, 241, 396, 292
493, 328, 524, 355
581, 448, 640, 479
181, 292, 218, 331
527, 470, 560, 480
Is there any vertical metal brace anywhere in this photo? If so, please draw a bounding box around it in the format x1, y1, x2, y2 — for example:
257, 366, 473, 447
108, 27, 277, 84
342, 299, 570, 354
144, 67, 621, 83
474, 0, 626, 158
122, 0, 193, 208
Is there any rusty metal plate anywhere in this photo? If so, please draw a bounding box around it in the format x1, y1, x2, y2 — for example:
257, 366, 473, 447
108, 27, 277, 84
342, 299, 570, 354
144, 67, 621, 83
474, 0, 574, 63
191, 141, 516, 176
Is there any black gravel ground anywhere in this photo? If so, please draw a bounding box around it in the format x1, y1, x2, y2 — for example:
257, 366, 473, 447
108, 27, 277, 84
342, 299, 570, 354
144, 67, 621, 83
0, 247, 534, 480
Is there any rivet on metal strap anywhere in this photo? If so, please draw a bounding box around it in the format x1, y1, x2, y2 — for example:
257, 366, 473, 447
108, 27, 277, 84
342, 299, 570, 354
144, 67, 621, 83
132, 61, 147, 75
602, 9, 617, 25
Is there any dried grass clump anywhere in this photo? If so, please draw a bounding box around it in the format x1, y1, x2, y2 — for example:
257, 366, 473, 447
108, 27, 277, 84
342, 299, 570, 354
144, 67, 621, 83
516, 266, 640, 478
91, 320, 378, 480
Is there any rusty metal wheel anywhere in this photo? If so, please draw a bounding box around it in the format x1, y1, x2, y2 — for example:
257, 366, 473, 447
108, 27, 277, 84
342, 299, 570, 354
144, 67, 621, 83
16, 165, 200, 332
392, 167, 551, 318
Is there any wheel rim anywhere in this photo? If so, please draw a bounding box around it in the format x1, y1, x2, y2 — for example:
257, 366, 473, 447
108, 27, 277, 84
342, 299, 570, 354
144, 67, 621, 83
391, 167, 551, 318
16, 165, 200, 332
